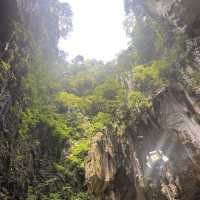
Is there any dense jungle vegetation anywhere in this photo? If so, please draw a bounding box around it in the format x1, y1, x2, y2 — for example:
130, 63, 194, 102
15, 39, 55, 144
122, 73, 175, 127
0, 0, 193, 199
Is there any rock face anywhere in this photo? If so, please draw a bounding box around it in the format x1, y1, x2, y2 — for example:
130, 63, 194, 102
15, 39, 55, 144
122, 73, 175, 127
85, 132, 138, 200
85, 86, 200, 200
85, 1, 200, 199
144, 0, 200, 36
134, 86, 200, 199
0, 1, 70, 199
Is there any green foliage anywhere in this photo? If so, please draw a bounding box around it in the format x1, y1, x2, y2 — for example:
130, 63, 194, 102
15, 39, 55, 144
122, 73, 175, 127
68, 138, 90, 168
19, 106, 72, 140
191, 72, 200, 87
0, 59, 11, 86
53, 163, 67, 174
94, 78, 123, 100
0, 59, 11, 71
126, 18, 166, 64
67, 112, 111, 168
146, 18, 165, 53
41, 193, 63, 200
19, 108, 39, 137
87, 78, 124, 114
55, 91, 90, 110
128, 91, 151, 111
92, 112, 111, 130
56, 92, 82, 107
27, 187, 37, 200
64, 60, 114, 96
68, 71, 95, 96
40, 113, 73, 139
70, 192, 89, 200
48, 193, 62, 200
132, 60, 168, 94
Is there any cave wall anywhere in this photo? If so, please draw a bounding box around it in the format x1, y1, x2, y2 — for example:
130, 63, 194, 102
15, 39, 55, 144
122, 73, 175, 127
144, 0, 200, 37
85, 1, 200, 199
86, 86, 200, 200
0, 0, 19, 48
0, 1, 65, 199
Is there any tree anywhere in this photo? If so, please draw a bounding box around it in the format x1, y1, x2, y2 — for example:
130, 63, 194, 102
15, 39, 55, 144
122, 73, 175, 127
73, 55, 84, 64
26, 0, 73, 56
132, 60, 168, 95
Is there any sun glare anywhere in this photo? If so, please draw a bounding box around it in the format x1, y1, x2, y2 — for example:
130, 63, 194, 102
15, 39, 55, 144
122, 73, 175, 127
58, 0, 128, 61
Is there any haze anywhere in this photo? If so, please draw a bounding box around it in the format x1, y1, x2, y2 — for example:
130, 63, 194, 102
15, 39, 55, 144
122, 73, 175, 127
58, 0, 128, 61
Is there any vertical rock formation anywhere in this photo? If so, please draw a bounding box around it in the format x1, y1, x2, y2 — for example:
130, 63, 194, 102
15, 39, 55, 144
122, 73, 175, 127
86, 87, 200, 200
85, 132, 138, 200
85, 1, 200, 199
144, 0, 200, 36
0, 1, 72, 199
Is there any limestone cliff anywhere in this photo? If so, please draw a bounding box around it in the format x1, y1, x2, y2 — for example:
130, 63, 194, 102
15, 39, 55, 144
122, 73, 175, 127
144, 0, 200, 36
0, 1, 74, 199
85, 86, 200, 200
85, 1, 200, 199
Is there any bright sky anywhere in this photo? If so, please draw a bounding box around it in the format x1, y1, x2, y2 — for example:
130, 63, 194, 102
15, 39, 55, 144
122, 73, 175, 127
58, 0, 128, 61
